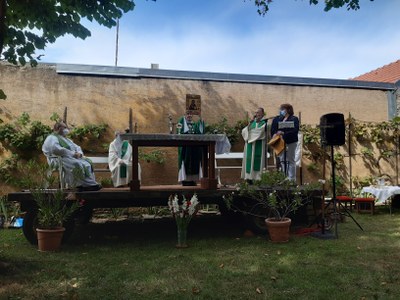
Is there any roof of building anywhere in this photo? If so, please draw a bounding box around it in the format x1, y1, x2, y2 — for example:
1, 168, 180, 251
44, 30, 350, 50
55, 63, 396, 91
352, 60, 400, 84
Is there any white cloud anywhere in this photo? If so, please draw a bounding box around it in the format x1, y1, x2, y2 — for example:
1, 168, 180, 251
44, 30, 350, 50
41, 1, 400, 80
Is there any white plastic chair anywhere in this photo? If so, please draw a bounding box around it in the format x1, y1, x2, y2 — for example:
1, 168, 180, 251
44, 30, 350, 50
45, 155, 66, 190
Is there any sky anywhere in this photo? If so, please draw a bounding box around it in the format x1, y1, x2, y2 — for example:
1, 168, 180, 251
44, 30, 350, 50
41, 0, 400, 80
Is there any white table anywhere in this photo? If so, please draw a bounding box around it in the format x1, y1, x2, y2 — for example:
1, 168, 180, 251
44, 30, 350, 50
361, 186, 400, 214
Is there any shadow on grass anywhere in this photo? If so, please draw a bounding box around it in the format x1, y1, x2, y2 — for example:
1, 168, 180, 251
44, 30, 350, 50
69, 214, 246, 246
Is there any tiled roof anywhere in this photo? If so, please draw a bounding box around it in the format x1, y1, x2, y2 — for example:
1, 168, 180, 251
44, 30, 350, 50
351, 60, 400, 83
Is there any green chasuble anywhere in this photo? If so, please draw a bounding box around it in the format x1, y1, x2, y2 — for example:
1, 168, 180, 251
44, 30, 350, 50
119, 141, 129, 178
177, 117, 205, 176
245, 120, 266, 173
53, 133, 70, 150
53, 133, 93, 177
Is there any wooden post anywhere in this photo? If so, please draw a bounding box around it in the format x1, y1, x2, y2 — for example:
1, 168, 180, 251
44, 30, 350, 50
129, 108, 133, 133
127, 108, 140, 190
63, 107, 67, 123
348, 113, 353, 197
299, 111, 303, 185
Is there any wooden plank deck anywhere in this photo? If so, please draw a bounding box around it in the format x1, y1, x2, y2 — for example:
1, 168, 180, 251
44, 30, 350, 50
8, 185, 236, 210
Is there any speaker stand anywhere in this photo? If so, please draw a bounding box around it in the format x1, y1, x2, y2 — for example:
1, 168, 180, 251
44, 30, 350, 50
312, 145, 363, 239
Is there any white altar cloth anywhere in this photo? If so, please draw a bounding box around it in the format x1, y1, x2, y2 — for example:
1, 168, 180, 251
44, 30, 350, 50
361, 186, 400, 204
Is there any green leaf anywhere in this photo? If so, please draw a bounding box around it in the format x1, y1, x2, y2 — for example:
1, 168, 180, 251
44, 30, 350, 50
0, 89, 7, 100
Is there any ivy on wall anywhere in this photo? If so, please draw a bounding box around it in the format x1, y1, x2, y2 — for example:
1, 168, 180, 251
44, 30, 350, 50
301, 116, 400, 194
205, 117, 249, 146
0, 112, 167, 189
0, 112, 110, 188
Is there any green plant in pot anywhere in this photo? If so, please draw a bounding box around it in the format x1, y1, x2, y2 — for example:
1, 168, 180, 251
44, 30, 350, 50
225, 170, 319, 242
18, 160, 80, 251
32, 189, 80, 252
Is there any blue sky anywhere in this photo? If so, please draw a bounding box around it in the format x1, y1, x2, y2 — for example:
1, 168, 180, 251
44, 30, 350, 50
42, 0, 400, 79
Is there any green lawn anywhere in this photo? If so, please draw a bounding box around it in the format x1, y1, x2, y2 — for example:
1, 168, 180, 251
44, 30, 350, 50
1, 209, 400, 300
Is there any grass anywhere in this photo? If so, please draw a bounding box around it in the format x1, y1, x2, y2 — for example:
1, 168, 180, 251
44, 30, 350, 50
1, 207, 400, 300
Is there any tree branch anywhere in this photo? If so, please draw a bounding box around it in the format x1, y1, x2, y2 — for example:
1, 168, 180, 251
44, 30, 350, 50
0, 0, 6, 58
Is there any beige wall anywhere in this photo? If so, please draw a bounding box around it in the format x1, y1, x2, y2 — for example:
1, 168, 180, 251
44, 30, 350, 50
0, 63, 395, 187
1, 63, 390, 128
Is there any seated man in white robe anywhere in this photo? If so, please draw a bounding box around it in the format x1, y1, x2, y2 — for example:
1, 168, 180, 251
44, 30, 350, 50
108, 131, 141, 187
42, 121, 101, 191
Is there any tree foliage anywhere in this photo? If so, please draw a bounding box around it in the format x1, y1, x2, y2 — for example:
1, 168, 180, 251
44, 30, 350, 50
0, 0, 373, 98
0, 0, 136, 66
253, 0, 374, 16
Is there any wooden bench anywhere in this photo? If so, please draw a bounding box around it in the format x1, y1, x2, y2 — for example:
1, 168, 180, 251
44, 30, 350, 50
86, 156, 109, 173
215, 152, 244, 185
354, 197, 375, 215
214, 152, 274, 185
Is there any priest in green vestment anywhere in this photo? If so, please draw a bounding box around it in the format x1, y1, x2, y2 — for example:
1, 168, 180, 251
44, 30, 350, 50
177, 111, 205, 186
241, 107, 267, 181
42, 121, 101, 191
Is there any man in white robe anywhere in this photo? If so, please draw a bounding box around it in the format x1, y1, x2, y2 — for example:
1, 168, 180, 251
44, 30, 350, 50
108, 131, 141, 187
241, 107, 267, 181
42, 121, 101, 190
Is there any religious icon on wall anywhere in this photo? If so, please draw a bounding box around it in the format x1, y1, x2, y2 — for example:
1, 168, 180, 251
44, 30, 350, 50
186, 94, 201, 115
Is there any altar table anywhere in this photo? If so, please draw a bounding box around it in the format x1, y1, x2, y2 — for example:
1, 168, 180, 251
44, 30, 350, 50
121, 133, 231, 191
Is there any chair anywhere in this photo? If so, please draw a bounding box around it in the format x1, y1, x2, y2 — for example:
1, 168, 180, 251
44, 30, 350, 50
336, 195, 354, 212
354, 197, 375, 215
45, 155, 66, 190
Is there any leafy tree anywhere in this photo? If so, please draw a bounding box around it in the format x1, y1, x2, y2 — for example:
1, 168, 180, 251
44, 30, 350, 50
253, 0, 374, 15
0, 0, 375, 66
0, 0, 374, 100
0, 0, 141, 99
0, 0, 136, 66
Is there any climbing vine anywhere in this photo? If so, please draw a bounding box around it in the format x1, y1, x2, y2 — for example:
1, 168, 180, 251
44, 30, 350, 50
0, 112, 110, 187
205, 117, 248, 146
300, 116, 400, 191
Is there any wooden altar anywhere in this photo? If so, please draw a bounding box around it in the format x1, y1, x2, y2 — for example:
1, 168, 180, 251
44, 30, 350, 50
120, 133, 229, 191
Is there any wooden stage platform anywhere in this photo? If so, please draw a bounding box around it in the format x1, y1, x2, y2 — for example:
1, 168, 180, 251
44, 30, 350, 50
8, 185, 235, 211
7, 184, 323, 245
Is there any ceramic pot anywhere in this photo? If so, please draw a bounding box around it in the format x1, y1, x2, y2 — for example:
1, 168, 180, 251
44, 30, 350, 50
36, 227, 65, 252
265, 217, 291, 243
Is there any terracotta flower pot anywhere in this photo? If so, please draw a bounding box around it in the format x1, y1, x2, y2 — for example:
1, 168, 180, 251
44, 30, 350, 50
36, 227, 65, 252
265, 217, 291, 243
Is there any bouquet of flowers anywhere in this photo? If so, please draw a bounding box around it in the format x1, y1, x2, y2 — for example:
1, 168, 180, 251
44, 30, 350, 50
168, 193, 200, 247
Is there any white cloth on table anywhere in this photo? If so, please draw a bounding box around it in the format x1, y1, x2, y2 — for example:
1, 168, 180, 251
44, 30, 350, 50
361, 186, 400, 204
215, 134, 231, 154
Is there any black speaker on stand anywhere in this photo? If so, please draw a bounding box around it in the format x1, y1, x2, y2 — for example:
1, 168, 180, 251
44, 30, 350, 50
315, 113, 362, 239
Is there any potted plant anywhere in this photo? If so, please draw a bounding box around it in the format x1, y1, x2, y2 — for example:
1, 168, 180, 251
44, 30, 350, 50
224, 170, 319, 242
17, 160, 80, 251
32, 188, 80, 251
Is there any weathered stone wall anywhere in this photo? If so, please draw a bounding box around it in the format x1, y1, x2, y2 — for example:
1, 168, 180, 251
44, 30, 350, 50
0, 63, 395, 188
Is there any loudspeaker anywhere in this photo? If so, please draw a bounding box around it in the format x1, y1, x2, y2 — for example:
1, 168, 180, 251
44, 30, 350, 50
320, 113, 345, 146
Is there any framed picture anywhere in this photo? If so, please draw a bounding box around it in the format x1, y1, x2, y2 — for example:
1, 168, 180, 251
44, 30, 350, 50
186, 94, 201, 115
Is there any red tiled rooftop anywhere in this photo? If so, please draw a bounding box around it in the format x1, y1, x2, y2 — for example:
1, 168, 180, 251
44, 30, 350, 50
351, 60, 400, 83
